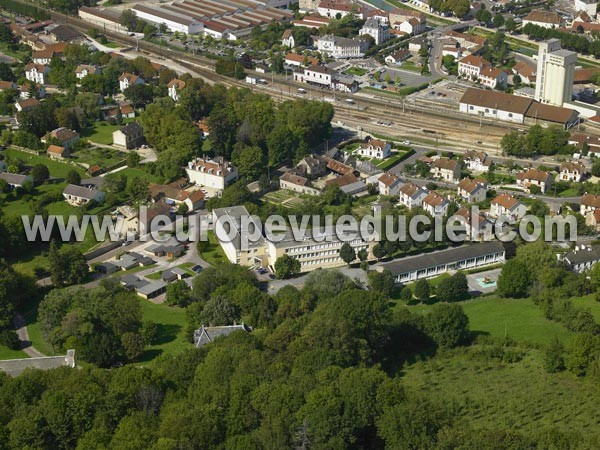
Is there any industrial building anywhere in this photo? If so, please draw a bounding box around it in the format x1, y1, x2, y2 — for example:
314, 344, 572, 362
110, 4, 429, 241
534, 39, 577, 107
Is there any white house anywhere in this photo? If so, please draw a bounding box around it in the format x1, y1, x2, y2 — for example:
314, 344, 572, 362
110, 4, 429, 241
25, 63, 50, 85
185, 157, 238, 190
281, 29, 295, 48
294, 65, 333, 88
580, 193, 600, 216
522, 10, 562, 29
317, 0, 360, 19
315, 34, 369, 59
75, 65, 100, 80
398, 182, 427, 209
516, 168, 553, 193
119, 72, 145, 92
359, 17, 390, 45
457, 178, 487, 203
453, 207, 493, 241
279, 171, 320, 195
356, 138, 391, 159
479, 67, 508, 89
559, 161, 585, 182
575, 0, 597, 16
463, 150, 491, 172
431, 157, 461, 183
167, 79, 186, 102
422, 191, 449, 216
458, 55, 490, 80
0, 173, 32, 189
62, 184, 105, 206
385, 49, 411, 65
512, 61, 537, 84
398, 18, 424, 35
285, 52, 319, 67
378, 172, 403, 196
490, 193, 527, 220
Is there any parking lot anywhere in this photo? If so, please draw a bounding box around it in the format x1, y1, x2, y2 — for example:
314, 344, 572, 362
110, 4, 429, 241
379, 67, 432, 88
407, 79, 465, 107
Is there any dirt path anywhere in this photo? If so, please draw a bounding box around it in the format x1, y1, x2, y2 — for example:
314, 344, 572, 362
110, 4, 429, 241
14, 314, 45, 358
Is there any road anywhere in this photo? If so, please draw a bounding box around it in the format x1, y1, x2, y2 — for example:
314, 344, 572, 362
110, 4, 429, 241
14, 314, 44, 358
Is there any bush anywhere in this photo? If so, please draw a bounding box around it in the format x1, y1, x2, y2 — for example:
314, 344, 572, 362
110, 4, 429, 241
0, 329, 20, 350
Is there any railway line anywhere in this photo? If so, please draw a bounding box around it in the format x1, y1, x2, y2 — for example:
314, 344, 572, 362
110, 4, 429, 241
40, 9, 584, 154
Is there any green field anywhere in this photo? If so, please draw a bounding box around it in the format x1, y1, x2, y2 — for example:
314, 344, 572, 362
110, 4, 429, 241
406, 297, 571, 345
118, 167, 163, 184
138, 300, 188, 364
71, 146, 125, 167
558, 187, 580, 198
344, 66, 368, 77
0, 346, 28, 360
401, 349, 600, 437
81, 123, 119, 145
4, 147, 84, 178
198, 231, 227, 266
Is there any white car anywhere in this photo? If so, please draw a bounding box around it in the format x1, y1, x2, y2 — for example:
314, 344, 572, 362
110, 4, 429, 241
402, 140, 410, 145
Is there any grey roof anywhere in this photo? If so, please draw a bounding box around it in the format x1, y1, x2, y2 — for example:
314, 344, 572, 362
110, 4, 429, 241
80, 177, 106, 189
270, 222, 375, 249
0, 172, 29, 186
120, 275, 149, 289
213, 205, 265, 251
381, 242, 506, 275
137, 280, 166, 295
118, 121, 143, 137
340, 180, 367, 195
138, 256, 155, 266
63, 184, 104, 200
564, 246, 600, 265
0, 350, 75, 377
194, 324, 251, 347
171, 267, 188, 276
162, 270, 177, 281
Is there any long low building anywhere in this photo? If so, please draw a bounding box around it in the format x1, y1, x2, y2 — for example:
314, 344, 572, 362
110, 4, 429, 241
78, 6, 128, 33
379, 241, 506, 283
459, 88, 579, 129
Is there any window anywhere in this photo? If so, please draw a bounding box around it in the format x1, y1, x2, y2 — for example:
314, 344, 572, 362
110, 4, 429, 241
485, 108, 489, 113
508, 113, 513, 118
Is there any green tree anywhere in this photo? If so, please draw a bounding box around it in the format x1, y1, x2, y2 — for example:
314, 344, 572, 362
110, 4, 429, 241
424, 303, 470, 348
497, 259, 531, 298
565, 333, 600, 376
492, 13, 505, 29
544, 337, 565, 373
127, 177, 150, 202
339, 243, 356, 266
400, 286, 413, 302
367, 270, 396, 297
121, 332, 145, 361
274, 254, 301, 280
505, 16, 517, 33
436, 272, 469, 302
127, 152, 140, 167
166, 280, 192, 306
66, 169, 81, 185
414, 279, 430, 301
200, 296, 240, 326
30, 164, 49, 185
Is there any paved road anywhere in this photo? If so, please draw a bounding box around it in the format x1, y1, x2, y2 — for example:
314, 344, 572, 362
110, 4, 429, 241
14, 314, 44, 358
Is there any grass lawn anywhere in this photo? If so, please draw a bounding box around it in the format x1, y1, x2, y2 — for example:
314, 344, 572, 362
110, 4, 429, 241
401, 349, 600, 438
22, 295, 57, 356
398, 61, 422, 73
118, 167, 163, 184
4, 147, 84, 179
138, 300, 188, 364
71, 146, 125, 168
558, 187, 580, 198
375, 151, 410, 170
198, 230, 227, 266
405, 296, 571, 345
570, 294, 600, 322
0, 346, 28, 360
345, 66, 368, 76
81, 123, 119, 145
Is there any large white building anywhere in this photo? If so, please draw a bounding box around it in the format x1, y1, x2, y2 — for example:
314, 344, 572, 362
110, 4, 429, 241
25, 63, 49, 85
132, 4, 204, 34
315, 34, 369, 59
359, 17, 390, 45
534, 39, 577, 107
185, 157, 238, 190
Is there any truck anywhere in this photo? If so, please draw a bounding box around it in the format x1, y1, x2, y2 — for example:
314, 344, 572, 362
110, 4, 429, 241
245, 76, 257, 85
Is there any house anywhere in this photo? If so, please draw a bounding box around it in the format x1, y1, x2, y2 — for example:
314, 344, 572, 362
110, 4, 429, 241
185, 157, 238, 190
294, 65, 334, 88
559, 161, 585, 182
580, 193, 600, 216
282, 29, 295, 48
359, 17, 390, 45
15, 98, 40, 112
398, 17, 424, 35
194, 324, 251, 348
512, 61, 537, 84
24, 63, 50, 85
516, 168, 552, 193
444, 30, 485, 50
317, 0, 360, 19
332, 74, 359, 93
167, 78, 186, 102
559, 244, 600, 273
378, 172, 403, 196
356, 138, 391, 159
0, 173, 32, 189
47, 144, 69, 160
575, 0, 597, 16
569, 133, 600, 156
323, 156, 354, 175
285, 52, 319, 67
431, 157, 461, 182
389, 7, 425, 29
398, 182, 427, 209
184, 190, 205, 212
75, 65, 100, 79
463, 150, 491, 172
385, 49, 411, 65
42, 127, 79, 149
453, 207, 493, 241
0, 81, 16, 91
137, 280, 167, 300
296, 154, 327, 178
19, 83, 45, 99
118, 72, 145, 92
314, 34, 369, 59
457, 178, 487, 203
408, 36, 427, 53
522, 10, 562, 29
112, 122, 144, 149
422, 191, 449, 216
490, 193, 527, 220
62, 184, 105, 206
479, 67, 508, 89
279, 171, 320, 195
380, 241, 506, 283
457, 55, 490, 81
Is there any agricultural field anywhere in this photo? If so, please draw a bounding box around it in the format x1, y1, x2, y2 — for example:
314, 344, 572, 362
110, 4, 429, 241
261, 189, 305, 208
